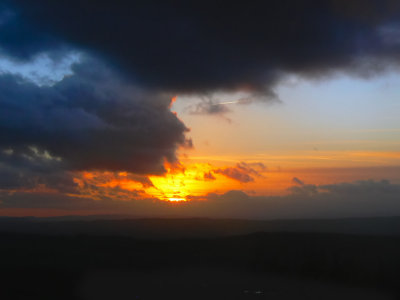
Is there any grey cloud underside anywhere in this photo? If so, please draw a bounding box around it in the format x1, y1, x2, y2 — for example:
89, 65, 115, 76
215, 162, 267, 183
215, 167, 255, 183
0, 159, 78, 193
4, 0, 400, 94
292, 177, 305, 186
2, 180, 400, 219
0, 59, 190, 175
187, 100, 231, 116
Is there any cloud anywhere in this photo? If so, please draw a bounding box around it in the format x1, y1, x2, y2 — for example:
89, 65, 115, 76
215, 168, 254, 183
287, 184, 319, 196
0, 51, 81, 86
0, 146, 78, 193
72, 171, 155, 201
0, 191, 157, 213
0, 167, 78, 194
192, 179, 400, 219
215, 162, 266, 183
0, 56, 191, 175
2, 179, 400, 219
187, 99, 231, 116
292, 177, 304, 185
203, 171, 216, 181
185, 93, 279, 117
3, 0, 400, 96
236, 162, 267, 176
319, 179, 400, 194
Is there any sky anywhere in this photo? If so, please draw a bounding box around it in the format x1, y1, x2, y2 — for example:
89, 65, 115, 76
0, 0, 400, 219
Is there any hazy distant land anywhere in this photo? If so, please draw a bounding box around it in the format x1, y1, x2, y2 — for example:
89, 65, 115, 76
2, 215, 400, 238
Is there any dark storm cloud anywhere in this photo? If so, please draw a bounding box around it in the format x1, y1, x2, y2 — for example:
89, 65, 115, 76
0, 3, 66, 60
3, 0, 400, 94
0, 164, 78, 193
0, 146, 78, 193
0, 57, 191, 175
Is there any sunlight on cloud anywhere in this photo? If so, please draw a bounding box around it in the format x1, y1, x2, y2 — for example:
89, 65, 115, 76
0, 52, 81, 86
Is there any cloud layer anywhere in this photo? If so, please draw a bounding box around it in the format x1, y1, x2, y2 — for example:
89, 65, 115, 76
4, 0, 400, 95
2, 180, 400, 219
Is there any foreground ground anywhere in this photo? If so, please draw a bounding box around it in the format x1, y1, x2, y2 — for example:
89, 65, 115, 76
1, 218, 400, 299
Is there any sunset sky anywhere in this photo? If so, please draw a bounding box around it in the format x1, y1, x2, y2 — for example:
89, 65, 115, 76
1, 0, 400, 218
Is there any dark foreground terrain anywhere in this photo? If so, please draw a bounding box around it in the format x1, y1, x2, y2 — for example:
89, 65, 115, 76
1, 218, 400, 299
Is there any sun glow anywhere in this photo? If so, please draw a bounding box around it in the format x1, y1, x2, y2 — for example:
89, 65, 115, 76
73, 159, 291, 203
147, 163, 216, 201
168, 197, 187, 202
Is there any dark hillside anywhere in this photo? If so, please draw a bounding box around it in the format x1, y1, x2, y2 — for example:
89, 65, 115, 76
1, 231, 400, 299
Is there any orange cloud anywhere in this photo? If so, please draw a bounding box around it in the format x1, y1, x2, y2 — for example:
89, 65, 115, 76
70, 160, 272, 203
67, 153, 400, 205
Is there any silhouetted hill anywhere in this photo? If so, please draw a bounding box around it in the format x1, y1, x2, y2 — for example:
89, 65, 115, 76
2, 217, 400, 298
1, 216, 400, 238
